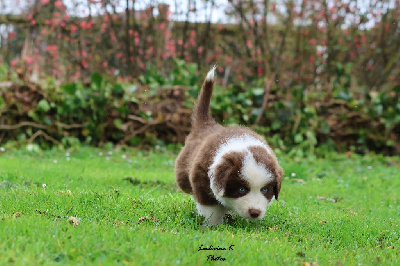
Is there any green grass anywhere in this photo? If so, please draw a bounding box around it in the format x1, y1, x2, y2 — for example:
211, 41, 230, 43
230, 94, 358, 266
0, 147, 399, 265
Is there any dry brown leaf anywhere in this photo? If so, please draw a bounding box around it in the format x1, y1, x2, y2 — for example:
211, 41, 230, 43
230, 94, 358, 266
268, 225, 279, 231
137, 216, 159, 224
68, 216, 80, 227
113, 219, 124, 225
317, 196, 336, 203
292, 178, 306, 184
345, 151, 353, 157
303, 263, 318, 266
137, 217, 147, 224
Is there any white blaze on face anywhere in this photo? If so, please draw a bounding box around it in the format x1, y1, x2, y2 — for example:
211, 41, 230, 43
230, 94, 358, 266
241, 152, 273, 188
221, 152, 274, 219
209, 134, 272, 197
211, 145, 276, 220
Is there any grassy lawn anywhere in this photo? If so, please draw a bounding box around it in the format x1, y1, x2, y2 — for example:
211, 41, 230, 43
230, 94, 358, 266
0, 146, 399, 265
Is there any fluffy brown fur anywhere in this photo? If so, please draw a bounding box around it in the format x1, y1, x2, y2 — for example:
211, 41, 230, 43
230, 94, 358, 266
175, 66, 283, 225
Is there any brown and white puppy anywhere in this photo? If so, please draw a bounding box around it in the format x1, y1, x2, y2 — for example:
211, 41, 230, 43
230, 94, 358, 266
175, 66, 283, 225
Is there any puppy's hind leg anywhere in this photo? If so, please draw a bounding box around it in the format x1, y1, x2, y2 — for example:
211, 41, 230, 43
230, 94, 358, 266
195, 203, 227, 225
175, 152, 192, 194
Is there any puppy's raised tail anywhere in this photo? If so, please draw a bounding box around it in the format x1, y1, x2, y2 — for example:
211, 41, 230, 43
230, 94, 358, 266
192, 65, 217, 126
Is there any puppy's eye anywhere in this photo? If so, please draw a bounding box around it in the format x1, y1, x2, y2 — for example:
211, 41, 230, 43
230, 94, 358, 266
261, 187, 268, 194
238, 187, 247, 194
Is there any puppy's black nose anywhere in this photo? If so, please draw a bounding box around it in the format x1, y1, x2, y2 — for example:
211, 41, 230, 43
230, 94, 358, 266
249, 209, 261, 218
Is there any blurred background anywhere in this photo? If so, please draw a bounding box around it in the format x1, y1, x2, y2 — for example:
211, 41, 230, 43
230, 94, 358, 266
0, 0, 399, 156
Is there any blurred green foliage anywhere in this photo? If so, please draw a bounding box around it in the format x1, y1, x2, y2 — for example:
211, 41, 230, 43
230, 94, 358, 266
0, 60, 399, 155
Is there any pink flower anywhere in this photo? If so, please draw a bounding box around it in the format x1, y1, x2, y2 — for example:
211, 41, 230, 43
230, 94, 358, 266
257, 66, 263, 76
308, 39, 317, 46
81, 60, 89, 69
80, 21, 94, 30
74, 71, 81, 79
55, 0, 64, 9
11, 60, 17, 67
8, 31, 17, 40
71, 25, 77, 34
224, 55, 233, 64
25, 57, 34, 65
41, 0, 50, 4
246, 39, 252, 48
81, 51, 88, 58
46, 45, 58, 53
189, 37, 196, 46
80, 21, 87, 29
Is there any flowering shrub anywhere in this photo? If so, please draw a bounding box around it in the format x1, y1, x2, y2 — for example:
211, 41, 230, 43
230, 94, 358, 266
0, 1, 398, 87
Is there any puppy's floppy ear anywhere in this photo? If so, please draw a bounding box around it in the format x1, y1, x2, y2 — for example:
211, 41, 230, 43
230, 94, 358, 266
212, 151, 243, 196
273, 165, 284, 200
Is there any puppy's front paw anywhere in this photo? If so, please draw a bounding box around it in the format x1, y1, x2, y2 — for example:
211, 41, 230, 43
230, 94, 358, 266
196, 203, 226, 226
